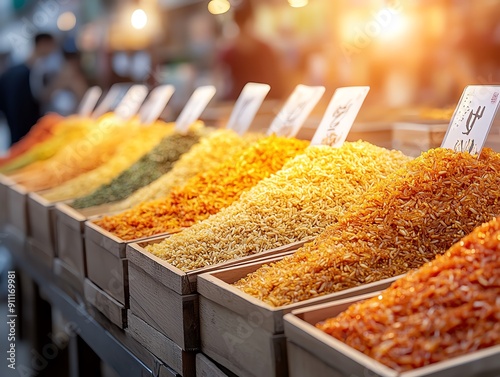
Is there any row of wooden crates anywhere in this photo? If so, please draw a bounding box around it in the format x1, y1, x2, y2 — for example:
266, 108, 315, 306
2, 174, 499, 377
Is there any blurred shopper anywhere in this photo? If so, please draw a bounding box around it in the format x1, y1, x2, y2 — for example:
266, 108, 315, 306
0, 33, 57, 145
43, 46, 88, 116
217, 0, 285, 100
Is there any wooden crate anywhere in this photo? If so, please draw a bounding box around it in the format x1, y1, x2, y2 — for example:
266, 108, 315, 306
26, 236, 53, 269
126, 310, 196, 377
27, 191, 59, 260
127, 239, 309, 351
197, 259, 400, 377
84, 221, 179, 307
196, 353, 237, 377
55, 202, 116, 283
284, 293, 500, 377
84, 278, 127, 329
7, 183, 29, 235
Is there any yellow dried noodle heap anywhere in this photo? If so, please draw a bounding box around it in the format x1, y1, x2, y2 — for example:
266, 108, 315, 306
147, 142, 410, 271
236, 148, 500, 307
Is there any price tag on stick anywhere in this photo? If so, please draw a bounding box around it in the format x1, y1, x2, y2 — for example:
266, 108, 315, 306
78, 86, 102, 117
267, 84, 325, 137
92, 83, 130, 118
226, 82, 271, 135
175, 86, 217, 133
114, 85, 149, 121
138, 85, 175, 125
441, 85, 500, 155
311, 86, 370, 147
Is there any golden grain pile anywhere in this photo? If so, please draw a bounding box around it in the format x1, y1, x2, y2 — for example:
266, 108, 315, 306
236, 148, 500, 306
317, 217, 500, 372
146, 142, 410, 270
96, 135, 309, 240
112, 129, 260, 210
41, 122, 174, 202
8, 115, 138, 191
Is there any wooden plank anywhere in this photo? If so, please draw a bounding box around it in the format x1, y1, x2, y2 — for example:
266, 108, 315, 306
7, 183, 29, 235
199, 296, 282, 377
285, 294, 500, 377
127, 310, 196, 377
85, 220, 126, 258
28, 191, 58, 258
128, 262, 199, 351
56, 216, 86, 278
287, 341, 343, 377
0, 174, 14, 227
196, 353, 234, 377
26, 237, 53, 270
85, 235, 128, 306
84, 278, 127, 329
127, 239, 310, 295
53, 258, 84, 297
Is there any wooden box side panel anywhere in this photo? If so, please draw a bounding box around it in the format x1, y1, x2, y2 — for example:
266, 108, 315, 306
7, 184, 29, 235
28, 193, 57, 254
53, 258, 84, 297
196, 354, 234, 377
84, 278, 127, 329
128, 263, 199, 351
56, 219, 86, 277
85, 237, 128, 306
199, 296, 283, 377
127, 311, 195, 377
287, 341, 343, 377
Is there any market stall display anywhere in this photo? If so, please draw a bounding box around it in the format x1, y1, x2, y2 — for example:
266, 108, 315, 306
112, 129, 260, 210
145, 141, 410, 271
235, 147, 500, 307
72, 124, 208, 209
94, 135, 309, 240
316, 216, 500, 373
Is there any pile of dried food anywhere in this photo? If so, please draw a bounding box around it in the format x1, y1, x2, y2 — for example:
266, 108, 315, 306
235, 148, 500, 306
146, 142, 410, 271
317, 216, 500, 372
95, 135, 309, 240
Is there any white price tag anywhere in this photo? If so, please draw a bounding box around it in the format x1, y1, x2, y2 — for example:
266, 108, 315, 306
78, 86, 102, 117
175, 86, 216, 133
310, 86, 370, 147
114, 85, 149, 121
442, 85, 500, 155
139, 85, 175, 125
267, 85, 325, 137
226, 83, 271, 135
92, 83, 130, 118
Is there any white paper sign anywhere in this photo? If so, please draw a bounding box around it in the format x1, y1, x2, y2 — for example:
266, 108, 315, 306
114, 85, 149, 121
175, 86, 217, 133
139, 85, 175, 125
310, 86, 370, 147
92, 83, 130, 118
78, 86, 102, 117
441, 85, 500, 155
267, 85, 325, 137
226, 83, 271, 135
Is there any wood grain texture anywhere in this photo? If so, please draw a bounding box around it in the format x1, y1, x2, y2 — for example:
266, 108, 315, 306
127, 310, 196, 377
128, 262, 199, 351
196, 354, 232, 377
84, 278, 127, 329
28, 191, 58, 256
56, 219, 86, 277
53, 258, 84, 297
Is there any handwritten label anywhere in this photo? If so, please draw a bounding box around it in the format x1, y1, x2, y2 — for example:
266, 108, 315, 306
310, 86, 370, 147
441, 85, 500, 155
78, 86, 102, 117
139, 85, 175, 125
175, 86, 216, 133
226, 83, 271, 135
114, 85, 149, 121
92, 83, 130, 118
267, 85, 325, 137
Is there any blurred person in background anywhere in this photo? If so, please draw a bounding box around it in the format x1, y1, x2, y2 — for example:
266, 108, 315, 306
43, 39, 88, 116
0, 33, 57, 145
217, 0, 285, 100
